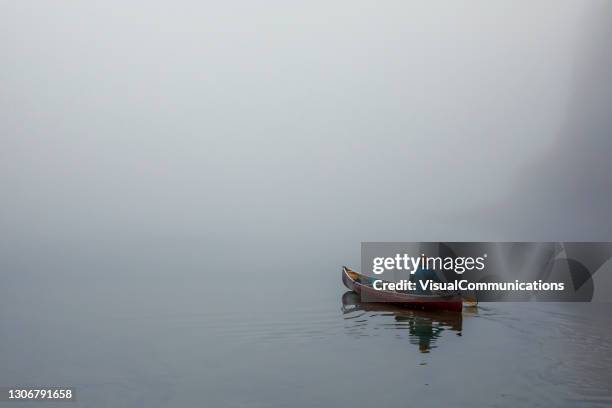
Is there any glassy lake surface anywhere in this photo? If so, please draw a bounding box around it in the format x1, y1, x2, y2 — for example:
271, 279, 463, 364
2, 262, 611, 408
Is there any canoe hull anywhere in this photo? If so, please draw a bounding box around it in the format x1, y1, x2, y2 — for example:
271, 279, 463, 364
342, 266, 463, 313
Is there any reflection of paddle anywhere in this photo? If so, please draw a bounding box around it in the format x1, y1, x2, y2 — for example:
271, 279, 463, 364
462, 294, 478, 307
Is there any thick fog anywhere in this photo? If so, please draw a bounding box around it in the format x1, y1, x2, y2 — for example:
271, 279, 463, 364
3, 5, 612, 405
1, 1, 610, 288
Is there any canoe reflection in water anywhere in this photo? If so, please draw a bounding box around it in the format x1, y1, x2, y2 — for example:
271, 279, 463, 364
342, 291, 472, 353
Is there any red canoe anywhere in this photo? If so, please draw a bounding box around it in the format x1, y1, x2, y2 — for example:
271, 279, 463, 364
342, 266, 463, 312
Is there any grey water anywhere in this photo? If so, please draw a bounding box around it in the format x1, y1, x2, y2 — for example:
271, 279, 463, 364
2, 243, 612, 408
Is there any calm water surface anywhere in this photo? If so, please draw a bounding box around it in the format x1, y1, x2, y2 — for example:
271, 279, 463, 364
2, 266, 611, 408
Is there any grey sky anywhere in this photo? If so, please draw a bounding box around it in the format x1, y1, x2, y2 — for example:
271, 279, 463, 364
1, 1, 609, 257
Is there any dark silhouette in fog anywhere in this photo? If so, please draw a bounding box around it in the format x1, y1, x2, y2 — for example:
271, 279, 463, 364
497, 1, 612, 240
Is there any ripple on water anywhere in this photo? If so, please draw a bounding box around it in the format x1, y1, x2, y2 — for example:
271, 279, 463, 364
340, 291, 467, 353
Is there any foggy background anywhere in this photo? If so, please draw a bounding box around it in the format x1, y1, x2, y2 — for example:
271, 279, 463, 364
3, 0, 608, 239
2, 0, 611, 294
2, 0, 612, 300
